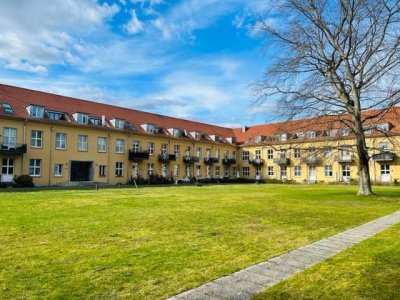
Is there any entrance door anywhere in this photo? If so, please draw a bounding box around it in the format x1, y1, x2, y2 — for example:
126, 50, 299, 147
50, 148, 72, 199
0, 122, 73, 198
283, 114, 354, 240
342, 164, 350, 182
280, 165, 287, 180
70, 161, 93, 182
255, 165, 261, 180
380, 164, 390, 182
1, 158, 14, 182
308, 166, 316, 182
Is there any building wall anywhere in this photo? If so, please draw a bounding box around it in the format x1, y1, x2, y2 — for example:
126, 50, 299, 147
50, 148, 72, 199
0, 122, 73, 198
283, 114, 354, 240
0, 117, 238, 186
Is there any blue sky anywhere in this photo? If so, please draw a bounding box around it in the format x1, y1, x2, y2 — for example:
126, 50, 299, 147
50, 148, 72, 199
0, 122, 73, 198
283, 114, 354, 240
0, 0, 278, 127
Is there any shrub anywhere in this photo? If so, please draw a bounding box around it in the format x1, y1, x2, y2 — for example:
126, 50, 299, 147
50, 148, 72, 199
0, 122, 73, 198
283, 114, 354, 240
13, 175, 35, 188
0, 182, 8, 189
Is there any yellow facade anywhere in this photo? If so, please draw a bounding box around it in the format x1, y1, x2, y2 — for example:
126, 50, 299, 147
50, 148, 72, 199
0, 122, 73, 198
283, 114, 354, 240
1, 116, 399, 186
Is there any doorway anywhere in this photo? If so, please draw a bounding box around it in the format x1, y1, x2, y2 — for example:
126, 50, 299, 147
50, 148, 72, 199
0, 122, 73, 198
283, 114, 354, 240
308, 165, 316, 182
70, 161, 93, 182
380, 164, 390, 182
1, 158, 14, 182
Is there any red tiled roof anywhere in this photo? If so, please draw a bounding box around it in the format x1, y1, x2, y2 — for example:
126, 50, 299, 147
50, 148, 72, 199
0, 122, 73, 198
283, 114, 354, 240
0, 84, 236, 140
1, 84, 399, 145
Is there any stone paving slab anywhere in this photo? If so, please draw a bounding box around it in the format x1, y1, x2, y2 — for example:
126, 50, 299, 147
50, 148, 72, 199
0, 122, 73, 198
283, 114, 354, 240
168, 210, 400, 300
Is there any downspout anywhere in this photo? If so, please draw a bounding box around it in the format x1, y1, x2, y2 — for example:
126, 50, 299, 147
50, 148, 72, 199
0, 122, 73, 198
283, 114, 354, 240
22, 119, 27, 175
48, 126, 54, 186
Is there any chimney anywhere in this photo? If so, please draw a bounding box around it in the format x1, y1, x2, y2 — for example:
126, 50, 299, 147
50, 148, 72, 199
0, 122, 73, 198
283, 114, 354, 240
242, 126, 248, 133
102, 115, 106, 126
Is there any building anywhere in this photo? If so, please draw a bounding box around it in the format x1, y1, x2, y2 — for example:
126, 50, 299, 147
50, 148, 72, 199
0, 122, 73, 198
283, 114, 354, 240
0, 84, 399, 186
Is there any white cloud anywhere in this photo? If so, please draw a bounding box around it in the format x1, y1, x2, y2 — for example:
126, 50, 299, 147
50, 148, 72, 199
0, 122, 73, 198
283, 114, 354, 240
124, 9, 144, 35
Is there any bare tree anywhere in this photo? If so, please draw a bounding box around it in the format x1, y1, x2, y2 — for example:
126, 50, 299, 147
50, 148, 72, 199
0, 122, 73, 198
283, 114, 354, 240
255, 0, 400, 195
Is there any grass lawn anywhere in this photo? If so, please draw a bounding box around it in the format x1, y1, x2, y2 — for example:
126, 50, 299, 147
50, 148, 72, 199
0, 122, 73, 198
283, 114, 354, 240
0, 184, 399, 299
253, 223, 400, 300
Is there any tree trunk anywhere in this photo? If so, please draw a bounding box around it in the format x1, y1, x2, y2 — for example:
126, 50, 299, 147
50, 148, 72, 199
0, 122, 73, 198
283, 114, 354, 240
354, 119, 373, 196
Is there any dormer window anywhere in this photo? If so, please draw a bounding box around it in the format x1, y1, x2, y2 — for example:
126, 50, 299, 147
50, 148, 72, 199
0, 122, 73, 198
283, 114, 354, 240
307, 131, 316, 139
112, 118, 125, 129
255, 135, 265, 143
226, 137, 236, 144
89, 117, 102, 126
279, 133, 287, 141
210, 135, 222, 142
376, 123, 390, 132
126, 122, 136, 131
2, 103, 13, 115
27, 105, 44, 118
73, 112, 88, 124
329, 128, 339, 137
168, 128, 183, 137
45, 110, 66, 121
341, 128, 350, 137
141, 123, 158, 133
190, 131, 202, 139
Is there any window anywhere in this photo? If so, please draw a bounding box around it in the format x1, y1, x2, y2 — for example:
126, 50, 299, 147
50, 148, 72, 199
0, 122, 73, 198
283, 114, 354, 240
132, 140, 140, 152
29, 159, 41, 176
279, 149, 287, 158
242, 151, 250, 161
196, 165, 201, 176
54, 164, 63, 177
215, 149, 220, 159
185, 146, 191, 156
174, 165, 179, 176
341, 128, 350, 136
379, 142, 389, 151
224, 166, 229, 178
147, 142, 154, 155
232, 151, 237, 159
242, 167, 250, 177
30, 130, 42, 148
161, 144, 168, 155
294, 165, 301, 177
161, 163, 167, 177
97, 137, 107, 152
255, 165, 262, 177
325, 165, 333, 177
206, 148, 211, 158
132, 163, 138, 178
143, 123, 157, 133
194, 132, 201, 139
280, 165, 287, 177
294, 149, 301, 159
29, 105, 44, 118
233, 166, 238, 177
215, 166, 220, 177
255, 150, 261, 159
148, 163, 154, 176
255, 135, 264, 143
324, 147, 332, 158
78, 135, 88, 151
115, 162, 124, 177
2, 158, 14, 177
267, 149, 273, 159
55, 133, 66, 149
206, 166, 211, 178
267, 166, 274, 176
46, 110, 64, 121
89, 117, 102, 126
2, 103, 13, 115
174, 145, 180, 157
3, 127, 16, 146
342, 164, 350, 177
376, 123, 390, 132
224, 150, 229, 159
113, 119, 125, 129
197, 147, 202, 158
116, 139, 125, 153
381, 164, 390, 175
280, 133, 287, 141
74, 113, 88, 124
307, 131, 316, 139
99, 165, 106, 177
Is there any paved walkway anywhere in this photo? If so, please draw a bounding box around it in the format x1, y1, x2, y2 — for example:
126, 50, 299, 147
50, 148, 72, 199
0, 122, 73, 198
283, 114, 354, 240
168, 210, 400, 300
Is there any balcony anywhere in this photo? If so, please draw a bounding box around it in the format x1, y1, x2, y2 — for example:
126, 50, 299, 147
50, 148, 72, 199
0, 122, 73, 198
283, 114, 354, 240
183, 156, 200, 164
204, 157, 219, 164
158, 154, 176, 162
129, 150, 149, 161
222, 157, 237, 165
0, 143, 27, 155
273, 157, 290, 165
249, 158, 265, 166
372, 152, 395, 162
334, 155, 356, 163
301, 155, 321, 165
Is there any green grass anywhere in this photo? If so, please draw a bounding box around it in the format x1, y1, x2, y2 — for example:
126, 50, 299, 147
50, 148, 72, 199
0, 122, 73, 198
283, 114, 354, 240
0, 184, 399, 299
253, 223, 400, 300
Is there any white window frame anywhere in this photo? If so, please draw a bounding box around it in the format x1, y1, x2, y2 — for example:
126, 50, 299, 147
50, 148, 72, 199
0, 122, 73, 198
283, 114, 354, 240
29, 159, 41, 177
99, 165, 106, 177
174, 164, 179, 177
55, 133, 67, 150
115, 162, 124, 177
196, 165, 201, 176
3, 127, 17, 146
97, 137, 107, 153
116, 139, 125, 154
148, 163, 154, 176
147, 142, 154, 155
132, 141, 141, 152
267, 166, 274, 176
30, 130, 43, 148
242, 151, 249, 161
294, 165, 301, 177
78, 135, 88, 151
294, 148, 301, 159
174, 145, 180, 157
54, 164, 63, 177
267, 149, 273, 160
242, 167, 250, 177
325, 165, 333, 177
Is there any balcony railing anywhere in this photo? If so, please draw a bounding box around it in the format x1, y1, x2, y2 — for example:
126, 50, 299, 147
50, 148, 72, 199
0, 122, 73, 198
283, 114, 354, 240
301, 155, 321, 165
158, 154, 176, 162
334, 155, 355, 163
222, 157, 237, 165
249, 158, 265, 166
372, 152, 395, 162
0, 143, 27, 155
204, 157, 219, 164
129, 150, 150, 161
183, 156, 200, 164
273, 157, 290, 165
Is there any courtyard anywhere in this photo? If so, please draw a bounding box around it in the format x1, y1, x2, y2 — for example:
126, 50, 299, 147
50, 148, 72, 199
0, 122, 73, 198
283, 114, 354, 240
0, 184, 399, 299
